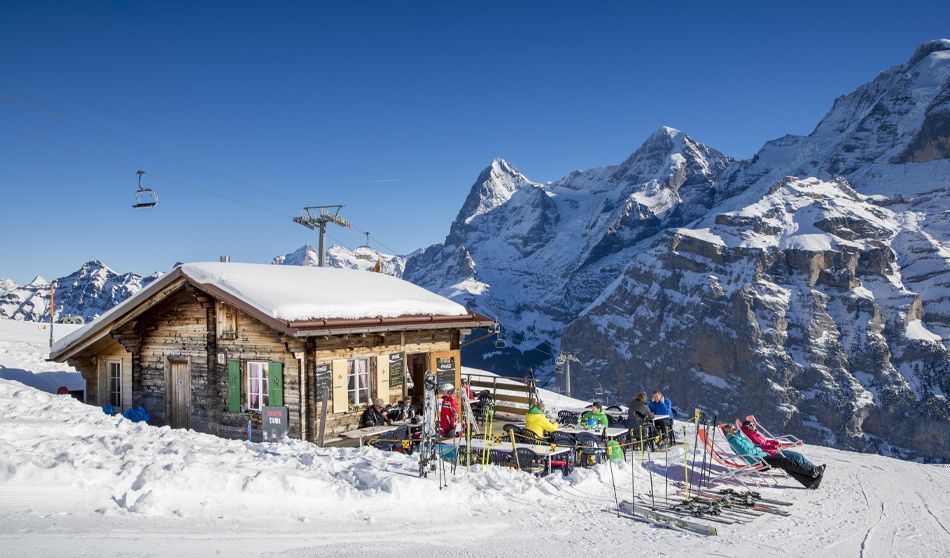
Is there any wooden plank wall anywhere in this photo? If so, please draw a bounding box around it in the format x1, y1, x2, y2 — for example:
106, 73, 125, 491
307, 329, 460, 441
215, 303, 302, 441
136, 291, 212, 431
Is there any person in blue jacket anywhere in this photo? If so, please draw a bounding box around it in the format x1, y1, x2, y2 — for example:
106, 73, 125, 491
649, 390, 675, 444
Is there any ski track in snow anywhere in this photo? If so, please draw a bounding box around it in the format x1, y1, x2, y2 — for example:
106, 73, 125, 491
0, 319, 948, 557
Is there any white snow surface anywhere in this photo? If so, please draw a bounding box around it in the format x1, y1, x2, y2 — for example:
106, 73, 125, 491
1, 326, 949, 556
0, 320, 84, 393
180, 262, 468, 321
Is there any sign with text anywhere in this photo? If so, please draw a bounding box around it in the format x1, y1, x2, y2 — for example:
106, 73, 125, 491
388, 352, 404, 388
262, 406, 289, 442
314, 363, 331, 398
436, 356, 456, 388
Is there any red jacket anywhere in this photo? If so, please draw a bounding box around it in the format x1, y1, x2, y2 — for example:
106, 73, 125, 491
740, 425, 779, 455
443, 393, 461, 416
440, 403, 458, 436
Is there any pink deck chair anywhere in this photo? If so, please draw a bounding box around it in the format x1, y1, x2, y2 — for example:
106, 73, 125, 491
745, 415, 804, 448
697, 427, 777, 487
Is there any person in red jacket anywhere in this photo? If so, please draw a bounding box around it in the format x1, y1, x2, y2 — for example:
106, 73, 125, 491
439, 385, 459, 437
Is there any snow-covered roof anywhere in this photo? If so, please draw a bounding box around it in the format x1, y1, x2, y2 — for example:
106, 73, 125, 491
180, 262, 468, 321
51, 262, 479, 359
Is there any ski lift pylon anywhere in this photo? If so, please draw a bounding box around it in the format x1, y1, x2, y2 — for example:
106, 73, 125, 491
132, 170, 158, 209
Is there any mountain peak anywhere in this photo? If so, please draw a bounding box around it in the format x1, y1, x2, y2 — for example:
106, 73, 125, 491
650, 125, 684, 140
906, 38, 950, 67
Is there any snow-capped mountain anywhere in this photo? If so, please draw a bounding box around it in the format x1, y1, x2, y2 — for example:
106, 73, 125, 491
0, 261, 161, 323
272, 244, 408, 276
405, 40, 949, 460
404, 129, 732, 369
563, 177, 948, 460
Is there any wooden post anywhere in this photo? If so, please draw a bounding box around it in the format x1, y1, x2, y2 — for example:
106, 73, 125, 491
318, 386, 328, 446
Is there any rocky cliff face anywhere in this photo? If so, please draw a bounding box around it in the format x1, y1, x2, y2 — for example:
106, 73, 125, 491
562, 177, 949, 460
404, 129, 732, 369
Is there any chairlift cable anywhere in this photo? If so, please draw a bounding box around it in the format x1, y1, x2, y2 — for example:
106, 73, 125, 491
0, 87, 401, 253
0, 120, 294, 218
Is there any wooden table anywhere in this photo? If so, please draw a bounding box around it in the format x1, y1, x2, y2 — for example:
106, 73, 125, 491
439, 436, 572, 473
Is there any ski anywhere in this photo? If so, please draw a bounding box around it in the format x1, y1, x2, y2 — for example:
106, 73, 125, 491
673, 482, 794, 507
418, 371, 438, 478
636, 494, 738, 525
648, 492, 763, 519
714, 487, 793, 506
618, 501, 718, 536
674, 488, 791, 516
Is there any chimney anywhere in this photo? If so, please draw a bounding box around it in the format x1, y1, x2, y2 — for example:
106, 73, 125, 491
219, 256, 230, 263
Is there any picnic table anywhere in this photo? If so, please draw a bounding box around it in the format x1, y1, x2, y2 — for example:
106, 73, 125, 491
552, 425, 629, 438
339, 421, 417, 447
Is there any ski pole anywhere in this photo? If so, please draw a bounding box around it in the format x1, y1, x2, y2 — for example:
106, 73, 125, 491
665, 435, 669, 503
683, 426, 691, 499
690, 408, 701, 493
706, 414, 719, 488
607, 449, 620, 517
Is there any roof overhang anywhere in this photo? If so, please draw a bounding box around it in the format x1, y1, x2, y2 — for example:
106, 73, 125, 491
50, 266, 496, 361
289, 312, 495, 337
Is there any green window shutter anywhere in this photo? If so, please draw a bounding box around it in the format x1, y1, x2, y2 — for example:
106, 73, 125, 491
227, 360, 241, 413
268, 361, 284, 407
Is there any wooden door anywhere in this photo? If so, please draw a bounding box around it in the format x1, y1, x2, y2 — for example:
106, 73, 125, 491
167, 359, 191, 429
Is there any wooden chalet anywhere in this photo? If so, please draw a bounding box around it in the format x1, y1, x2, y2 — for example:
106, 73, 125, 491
49, 262, 493, 442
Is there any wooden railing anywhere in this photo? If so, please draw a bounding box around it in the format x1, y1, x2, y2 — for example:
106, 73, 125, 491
463, 371, 539, 417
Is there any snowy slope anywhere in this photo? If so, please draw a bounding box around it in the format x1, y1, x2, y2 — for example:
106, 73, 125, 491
1, 378, 948, 556
0, 319, 83, 393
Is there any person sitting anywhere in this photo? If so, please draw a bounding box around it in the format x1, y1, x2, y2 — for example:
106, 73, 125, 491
740, 419, 821, 471
360, 398, 391, 428
722, 424, 825, 489
648, 390, 675, 444
627, 392, 657, 449
580, 402, 609, 429
525, 401, 559, 438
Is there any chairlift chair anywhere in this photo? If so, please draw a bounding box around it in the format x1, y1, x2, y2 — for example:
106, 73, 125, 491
132, 170, 158, 208
355, 232, 376, 261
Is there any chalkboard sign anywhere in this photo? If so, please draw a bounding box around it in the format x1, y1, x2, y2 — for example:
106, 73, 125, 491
314, 363, 331, 398
388, 352, 404, 388
436, 356, 456, 388
262, 406, 289, 442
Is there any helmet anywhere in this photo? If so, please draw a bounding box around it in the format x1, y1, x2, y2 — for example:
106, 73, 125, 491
442, 383, 455, 392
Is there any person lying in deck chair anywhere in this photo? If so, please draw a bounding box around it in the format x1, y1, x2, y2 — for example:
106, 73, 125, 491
739, 420, 823, 471
722, 424, 825, 489
525, 401, 559, 438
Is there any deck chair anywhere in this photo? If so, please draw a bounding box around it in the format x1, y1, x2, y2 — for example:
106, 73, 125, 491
745, 415, 804, 448
696, 427, 776, 487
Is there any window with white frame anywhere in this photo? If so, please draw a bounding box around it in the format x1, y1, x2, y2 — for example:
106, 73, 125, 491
108, 361, 122, 407
246, 361, 269, 411
347, 358, 370, 406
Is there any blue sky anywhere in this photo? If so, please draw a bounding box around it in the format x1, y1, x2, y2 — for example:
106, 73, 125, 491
0, 1, 946, 283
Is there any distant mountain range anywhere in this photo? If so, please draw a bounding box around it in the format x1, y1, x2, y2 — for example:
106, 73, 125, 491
0, 244, 406, 324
